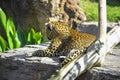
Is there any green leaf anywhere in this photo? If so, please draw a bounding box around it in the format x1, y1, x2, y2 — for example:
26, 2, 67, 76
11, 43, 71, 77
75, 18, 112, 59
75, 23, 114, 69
33, 32, 42, 44
15, 32, 21, 48
27, 30, 31, 44
10, 32, 21, 48
0, 8, 7, 31
0, 35, 7, 52
27, 31, 32, 44
6, 19, 14, 49
17, 27, 27, 47
7, 33, 13, 49
6, 18, 16, 36
7, 18, 21, 48
0, 46, 2, 52
27, 28, 42, 44
27, 28, 35, 44
31, 28, 36, 44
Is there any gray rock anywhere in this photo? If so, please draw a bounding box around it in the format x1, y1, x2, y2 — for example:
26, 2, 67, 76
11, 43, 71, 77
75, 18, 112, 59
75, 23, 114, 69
0, 43, 60, 80
87, 67, 120, 80
0, 43, 120, 80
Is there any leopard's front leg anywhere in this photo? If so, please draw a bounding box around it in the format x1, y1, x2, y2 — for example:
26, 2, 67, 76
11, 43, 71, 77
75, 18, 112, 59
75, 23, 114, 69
26, 38, 62, 57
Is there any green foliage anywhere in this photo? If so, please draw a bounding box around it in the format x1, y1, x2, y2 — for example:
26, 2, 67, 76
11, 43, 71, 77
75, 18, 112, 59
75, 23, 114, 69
6, 18, 21, 49
107, 6, 120, 22
81, 0, 120, 22
81, 1, 98, 21
17, 27, 27, 47
0, 8, 21, 50
0, 36, 7, 52
0, 8, 6, 31
27, 28, 42, 44
0, 8, 43, 52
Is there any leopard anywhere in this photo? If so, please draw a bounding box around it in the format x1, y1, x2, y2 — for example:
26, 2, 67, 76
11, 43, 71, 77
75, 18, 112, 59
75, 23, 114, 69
26, 21, 96, 66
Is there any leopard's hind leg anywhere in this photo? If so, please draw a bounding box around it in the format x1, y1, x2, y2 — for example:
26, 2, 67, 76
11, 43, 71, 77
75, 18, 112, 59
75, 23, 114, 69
61, 49, 81, 66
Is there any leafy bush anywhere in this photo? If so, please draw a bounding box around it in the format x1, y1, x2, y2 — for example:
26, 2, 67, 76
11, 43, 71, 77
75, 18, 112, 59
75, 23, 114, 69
27, 28, 42, 44
0, 8, 42, 52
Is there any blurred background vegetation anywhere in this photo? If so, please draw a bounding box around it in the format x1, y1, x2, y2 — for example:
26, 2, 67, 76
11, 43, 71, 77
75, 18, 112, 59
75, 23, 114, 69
81, 0, 120, 22
0, 8, 43, 52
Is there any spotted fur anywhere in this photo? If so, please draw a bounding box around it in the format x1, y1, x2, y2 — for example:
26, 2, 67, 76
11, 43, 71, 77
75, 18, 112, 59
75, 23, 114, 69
28, 21, 96, 66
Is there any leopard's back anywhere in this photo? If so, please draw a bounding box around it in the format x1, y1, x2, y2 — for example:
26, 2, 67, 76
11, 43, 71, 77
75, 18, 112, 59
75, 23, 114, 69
69, 29, 96, 50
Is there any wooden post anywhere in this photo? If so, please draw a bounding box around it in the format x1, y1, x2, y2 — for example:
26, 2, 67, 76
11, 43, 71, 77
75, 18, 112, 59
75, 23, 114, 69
98, 0, 107, 65
98, 0, 107, 39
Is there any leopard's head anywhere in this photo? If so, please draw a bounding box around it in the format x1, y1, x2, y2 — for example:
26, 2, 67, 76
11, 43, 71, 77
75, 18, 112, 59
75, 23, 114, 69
45, 21, 71, 40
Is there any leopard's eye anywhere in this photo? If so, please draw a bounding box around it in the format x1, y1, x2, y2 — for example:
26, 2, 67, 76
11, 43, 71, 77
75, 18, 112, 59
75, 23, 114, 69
45, 23, 52, 30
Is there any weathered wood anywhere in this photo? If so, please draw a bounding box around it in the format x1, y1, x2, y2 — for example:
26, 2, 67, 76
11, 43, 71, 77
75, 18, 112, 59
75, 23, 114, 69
98, 0, 107, 65
50, 25, 120, 80
85, 49, 120, 80
98, 0, 107, 39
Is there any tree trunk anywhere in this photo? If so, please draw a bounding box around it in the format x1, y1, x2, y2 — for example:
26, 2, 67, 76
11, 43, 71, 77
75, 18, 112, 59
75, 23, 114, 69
0, 0, 86, 40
